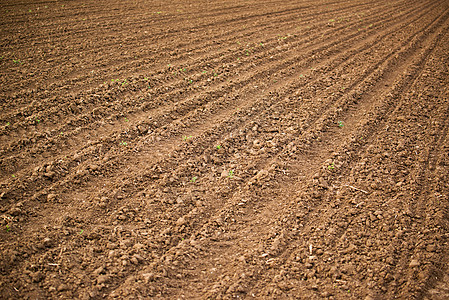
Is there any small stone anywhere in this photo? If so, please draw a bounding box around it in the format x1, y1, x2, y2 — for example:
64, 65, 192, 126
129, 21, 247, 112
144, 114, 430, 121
130, 256, 139, 265
133, 243, 145, 251
97, 274, 110, 285
47, 194, 58, 201
142, 273, 155, 283
93, 266, 104, 276
426, 244, 436, 252
43, 237, 53, 247
176, 216, 186, 226
409, 259, 420, 268
8, 207, 22, 216
44, 171, 56, 179
385, 257, 394, 265
133, 254, 144, 263
321, 291, 331, 297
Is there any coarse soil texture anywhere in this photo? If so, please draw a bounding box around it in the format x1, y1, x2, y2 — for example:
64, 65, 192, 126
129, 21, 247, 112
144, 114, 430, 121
1, 0, 449, 299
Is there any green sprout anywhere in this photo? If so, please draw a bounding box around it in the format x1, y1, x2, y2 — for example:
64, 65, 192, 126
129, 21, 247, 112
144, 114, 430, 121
6, 122, 10, 126
11, 174, 16, 178
338, 121, 344, 128
202, 71, 207, 74
119, 141, 128, 146
327, 162, 335, 170
79, 229, 84, 234
228, 170, 234, 178
124, 117, 129, 122
183, 135, 192, 141
13, 59, 23, 65
190, 176, 198, 183
216, 145, 222, 150
5, 225, 11, 232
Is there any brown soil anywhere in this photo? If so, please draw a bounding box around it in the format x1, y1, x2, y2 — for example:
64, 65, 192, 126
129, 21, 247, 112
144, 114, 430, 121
1, 0, 449, 299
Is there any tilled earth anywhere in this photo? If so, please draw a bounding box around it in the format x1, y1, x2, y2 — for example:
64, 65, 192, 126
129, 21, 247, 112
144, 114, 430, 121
1, 0, 449, 299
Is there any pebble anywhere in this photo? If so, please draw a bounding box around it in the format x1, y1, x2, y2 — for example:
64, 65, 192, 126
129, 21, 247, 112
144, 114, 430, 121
97, 274, 110, 284
409, 259, 420, 267
47, 194, 58, 202
142, 273, 155, 283
176, 216, 186, 226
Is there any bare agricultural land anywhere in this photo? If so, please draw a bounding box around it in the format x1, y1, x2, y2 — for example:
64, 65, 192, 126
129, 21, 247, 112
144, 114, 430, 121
1, 0, 449, 299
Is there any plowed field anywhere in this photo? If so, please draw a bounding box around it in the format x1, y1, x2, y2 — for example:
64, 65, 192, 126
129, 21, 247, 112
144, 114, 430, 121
1, 0, 449, 299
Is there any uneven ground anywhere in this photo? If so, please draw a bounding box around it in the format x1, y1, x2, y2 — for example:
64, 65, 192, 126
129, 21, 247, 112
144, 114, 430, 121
1, 0, 449, 299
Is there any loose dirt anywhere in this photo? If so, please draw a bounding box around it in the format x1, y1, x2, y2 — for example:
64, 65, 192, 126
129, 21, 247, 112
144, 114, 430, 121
1, 0, 449, 299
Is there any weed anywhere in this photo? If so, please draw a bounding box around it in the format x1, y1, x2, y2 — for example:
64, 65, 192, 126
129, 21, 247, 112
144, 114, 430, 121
79, 229, 84, 234
124, 117, 129, 122
202, 71, 207, 74
13, 59, 23, 65
5, 225, 10, 232
183, 135, 192, 141
119, 141, 128, 146
11, 174, 16, 178
259, 42, 263, 46
228, 170, 234, 178
329, 19, 335, 22
6, 122, 10, 126
216, 145, 222, 150
338, 121, 344, 128
327, 162, 335, 170
190, 176, 198, 183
